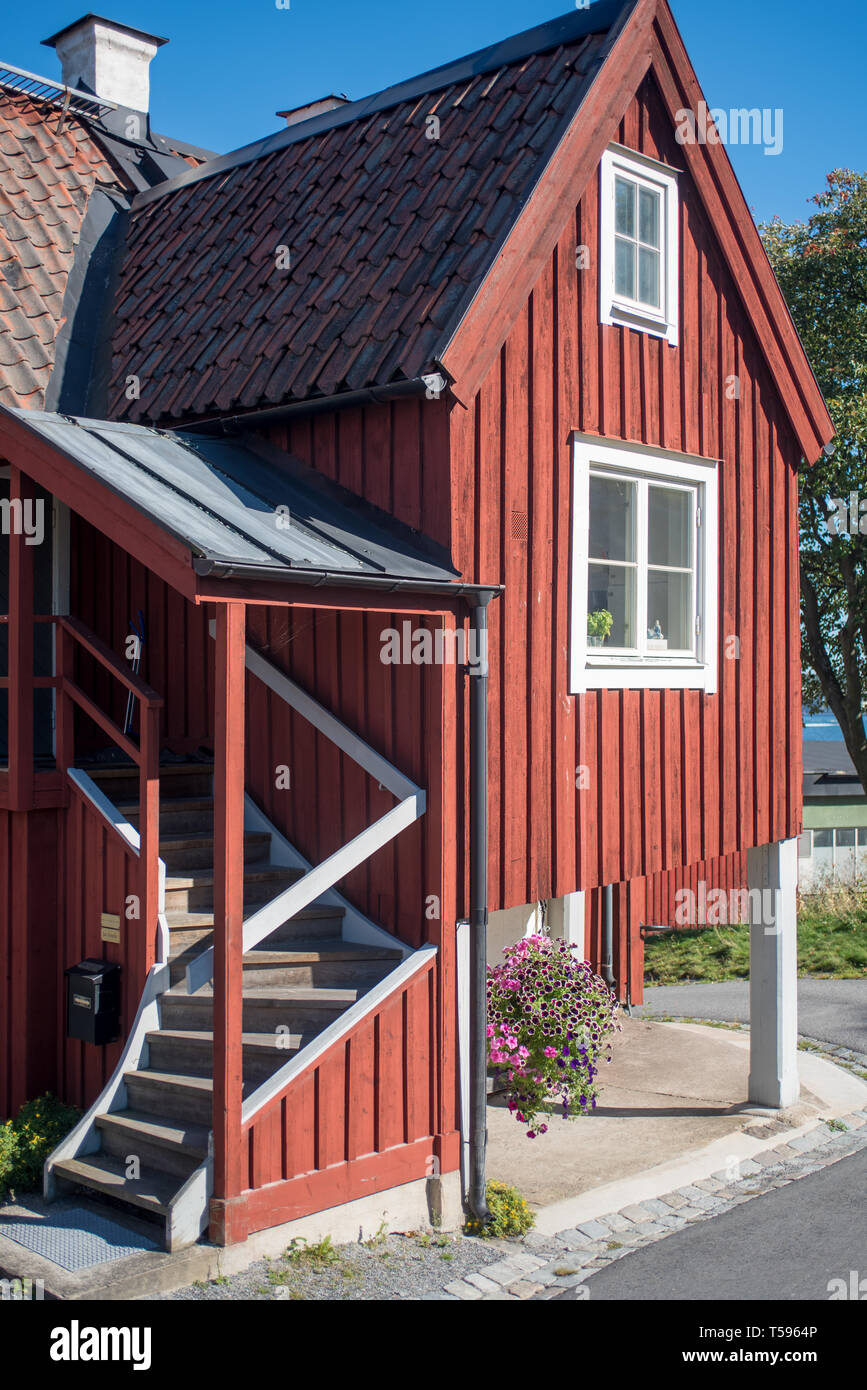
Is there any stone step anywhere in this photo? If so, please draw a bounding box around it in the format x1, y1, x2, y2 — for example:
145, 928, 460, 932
95, 1109, 209, 1179
125, 1069, 216, 1126
161, 985, 356, 1036
164, 863, 301, 913
52, 1152, 180, 1218
159, 830, 270, 872
145, 1028, 297, 1083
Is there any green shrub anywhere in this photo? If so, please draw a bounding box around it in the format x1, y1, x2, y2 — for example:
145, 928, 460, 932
464, 1181, 535, 1239
0, 1093, 81, 1196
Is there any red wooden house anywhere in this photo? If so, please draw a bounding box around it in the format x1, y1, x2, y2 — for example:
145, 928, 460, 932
0, 1, 832, 1251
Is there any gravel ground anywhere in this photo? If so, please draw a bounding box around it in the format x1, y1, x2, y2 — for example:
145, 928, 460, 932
148, 1229, 511, 1301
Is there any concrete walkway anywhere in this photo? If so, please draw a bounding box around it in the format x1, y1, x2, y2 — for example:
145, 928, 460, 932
484, 1016, 818, 1210
637, 978, 867, 1053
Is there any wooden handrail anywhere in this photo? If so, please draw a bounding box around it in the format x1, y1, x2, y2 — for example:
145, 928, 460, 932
59, 616, 163, 708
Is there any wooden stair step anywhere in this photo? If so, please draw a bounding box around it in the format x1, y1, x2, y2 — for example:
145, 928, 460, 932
148, 1028, 300, 1056
165, 903, 343, 929
95, 1108, 210, 1159
52, 1153, 179, 1217
164, 865, 301, 892
176, 985, 359, 1005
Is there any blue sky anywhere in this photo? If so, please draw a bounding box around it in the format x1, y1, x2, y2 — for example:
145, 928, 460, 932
4, 0, 864, 226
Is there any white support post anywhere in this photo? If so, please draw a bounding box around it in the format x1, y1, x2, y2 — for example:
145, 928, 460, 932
747, 838, 799, 1109
548, 890, 586, 948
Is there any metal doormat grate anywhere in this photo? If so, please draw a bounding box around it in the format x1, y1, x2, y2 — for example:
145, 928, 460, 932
0, 1202, 159, 1271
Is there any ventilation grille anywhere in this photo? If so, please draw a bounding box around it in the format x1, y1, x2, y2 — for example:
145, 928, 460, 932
511, 509, 529, 542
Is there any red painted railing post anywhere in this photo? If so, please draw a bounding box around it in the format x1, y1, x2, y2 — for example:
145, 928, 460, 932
210, 602, 247, 1246
138, 698, 161, 978
8, 466, 34, 811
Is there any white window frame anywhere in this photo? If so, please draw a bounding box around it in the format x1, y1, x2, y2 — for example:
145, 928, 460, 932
570, 434, 718, 693
600, 143, 679, 345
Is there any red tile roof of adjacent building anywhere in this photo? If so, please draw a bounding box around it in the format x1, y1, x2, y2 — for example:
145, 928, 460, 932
0, 87, 123, 409
107, 11, 622, 426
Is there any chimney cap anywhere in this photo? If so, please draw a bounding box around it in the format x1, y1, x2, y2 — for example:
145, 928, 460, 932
41, 13, 168, 51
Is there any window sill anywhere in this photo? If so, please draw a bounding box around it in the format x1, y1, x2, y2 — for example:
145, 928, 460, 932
602, 300, 678, 345
573, 660, 715, 693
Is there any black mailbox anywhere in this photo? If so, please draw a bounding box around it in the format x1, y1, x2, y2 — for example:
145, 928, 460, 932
65, 959, 121, 1045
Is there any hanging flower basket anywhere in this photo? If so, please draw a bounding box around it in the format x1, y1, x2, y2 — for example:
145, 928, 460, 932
487, 934, 620, 1138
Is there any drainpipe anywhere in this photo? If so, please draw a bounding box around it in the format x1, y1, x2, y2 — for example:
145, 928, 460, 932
467, 592, 495, 1223
602, 883, 616, 990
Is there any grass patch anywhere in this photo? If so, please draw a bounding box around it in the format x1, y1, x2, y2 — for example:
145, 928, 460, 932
644, 886, 867, 985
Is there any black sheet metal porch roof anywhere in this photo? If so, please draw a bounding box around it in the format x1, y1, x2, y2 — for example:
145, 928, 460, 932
4, 406, 462, 589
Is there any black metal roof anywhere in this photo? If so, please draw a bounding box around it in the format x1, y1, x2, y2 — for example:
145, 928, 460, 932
803, 739, 864, 798
5, 406, 465, 589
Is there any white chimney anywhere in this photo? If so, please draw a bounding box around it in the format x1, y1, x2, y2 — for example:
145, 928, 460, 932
42, 14, 168, 113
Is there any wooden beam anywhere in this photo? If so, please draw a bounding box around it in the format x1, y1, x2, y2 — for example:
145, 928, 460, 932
0, 413, 197, 600
195, 577, 471, 618
209, 601, 248, 1246
8, 467, 35, 811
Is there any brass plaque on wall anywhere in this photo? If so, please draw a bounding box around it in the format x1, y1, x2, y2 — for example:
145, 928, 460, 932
100, 912, 121, 944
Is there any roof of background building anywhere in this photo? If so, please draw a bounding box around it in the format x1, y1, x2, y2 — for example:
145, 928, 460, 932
803, 738, 864, 798
0, 87, 123, 410
106, 2, 632, 426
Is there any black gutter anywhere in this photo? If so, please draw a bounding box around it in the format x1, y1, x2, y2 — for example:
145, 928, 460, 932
187, 375, 446, 435
192, 556, 501, 599
467, 591, 497, 1223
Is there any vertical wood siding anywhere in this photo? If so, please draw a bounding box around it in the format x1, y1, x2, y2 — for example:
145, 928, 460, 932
70, 515, 213, 754
449, 73, 803, 914
0, 808, 60, 1118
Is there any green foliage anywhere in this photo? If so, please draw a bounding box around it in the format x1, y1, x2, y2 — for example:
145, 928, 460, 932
644, 891, 867, 984
0, 1093, 81, 1196
281, 1235, 340, 1270
464, 1181, 535, 1239
760, 171, 867, 780
587, 608, 614, 641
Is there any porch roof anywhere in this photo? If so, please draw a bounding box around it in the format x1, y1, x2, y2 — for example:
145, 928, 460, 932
3, 405, 463, 588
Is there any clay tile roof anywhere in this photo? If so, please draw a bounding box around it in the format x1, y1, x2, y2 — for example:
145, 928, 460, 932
108, 2, 630, 426
0, 87, 123, 410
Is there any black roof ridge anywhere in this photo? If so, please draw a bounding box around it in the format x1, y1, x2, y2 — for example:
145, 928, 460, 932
131, 0, 634, 211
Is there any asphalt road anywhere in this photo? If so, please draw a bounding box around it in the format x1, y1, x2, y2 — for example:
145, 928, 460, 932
554, 1147, 867, 1301
637, 978, 867, 1053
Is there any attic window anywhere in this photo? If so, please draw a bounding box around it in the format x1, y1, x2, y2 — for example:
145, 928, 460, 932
600, 144, 679, 345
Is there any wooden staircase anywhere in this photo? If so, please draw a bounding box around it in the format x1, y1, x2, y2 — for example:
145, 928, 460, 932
50, 761, 403, 1246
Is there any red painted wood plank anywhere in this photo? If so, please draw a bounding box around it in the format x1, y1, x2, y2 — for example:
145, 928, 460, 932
210, 602, 247, 1245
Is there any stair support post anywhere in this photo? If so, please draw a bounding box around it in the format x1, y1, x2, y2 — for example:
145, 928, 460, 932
210, 601, 248, 1246
138, 698, 161, 980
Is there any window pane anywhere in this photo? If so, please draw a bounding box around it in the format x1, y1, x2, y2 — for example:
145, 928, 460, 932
615, 176, 635, 236
797, 832, 812, 858
836, 828, 855, 847
588, 563, 636, 649
648, 486, 692, 568
639, 186, 660, 247
813, 829, 832, 849
638, 246, 660, 307
857, 828, 867, 847
647, 568, 693, 650
615, 237, 635, 299
589, 475, 635, 563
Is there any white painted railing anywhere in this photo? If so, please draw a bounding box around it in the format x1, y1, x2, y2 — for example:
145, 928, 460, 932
185, 627, 426, 993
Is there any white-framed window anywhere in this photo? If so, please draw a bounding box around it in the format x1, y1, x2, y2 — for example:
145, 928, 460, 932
570, 434, 718, 693
599, 144, 679, 345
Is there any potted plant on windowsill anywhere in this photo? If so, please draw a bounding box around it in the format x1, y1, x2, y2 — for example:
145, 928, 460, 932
587, 608, 613, 648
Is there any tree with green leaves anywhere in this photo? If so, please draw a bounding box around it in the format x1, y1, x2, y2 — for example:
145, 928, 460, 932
761, 170, 867, 789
